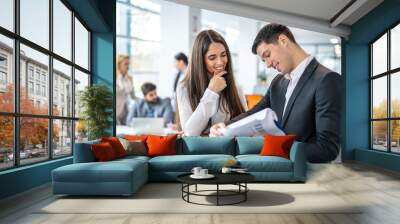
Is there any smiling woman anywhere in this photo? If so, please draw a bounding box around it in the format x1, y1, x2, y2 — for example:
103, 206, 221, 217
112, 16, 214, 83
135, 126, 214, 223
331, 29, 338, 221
176, 30, 247, 136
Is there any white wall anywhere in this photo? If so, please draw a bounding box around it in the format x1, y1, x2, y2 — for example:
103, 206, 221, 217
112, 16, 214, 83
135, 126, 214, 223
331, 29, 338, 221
158, 0, 190, 98
236, 18, 258, 95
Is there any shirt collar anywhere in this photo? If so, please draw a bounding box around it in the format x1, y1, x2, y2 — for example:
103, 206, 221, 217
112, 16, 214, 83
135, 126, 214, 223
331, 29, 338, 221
284, 55, 313, 81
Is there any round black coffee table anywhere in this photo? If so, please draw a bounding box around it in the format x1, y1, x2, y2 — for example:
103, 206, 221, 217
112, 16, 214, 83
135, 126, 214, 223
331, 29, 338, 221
177, 173, 255, 206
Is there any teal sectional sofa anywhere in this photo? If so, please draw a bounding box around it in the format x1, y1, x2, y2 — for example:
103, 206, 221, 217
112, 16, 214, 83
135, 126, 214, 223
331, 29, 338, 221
52, 137, 307, 196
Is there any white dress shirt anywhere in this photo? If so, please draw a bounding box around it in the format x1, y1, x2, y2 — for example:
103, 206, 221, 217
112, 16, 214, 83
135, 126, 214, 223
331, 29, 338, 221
282, 55, 314, 117
177, 83, 248, 136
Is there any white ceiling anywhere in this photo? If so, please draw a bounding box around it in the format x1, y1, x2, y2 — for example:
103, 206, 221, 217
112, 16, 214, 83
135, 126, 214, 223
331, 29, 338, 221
166, 0, 384, 38
225, 0, 352, 23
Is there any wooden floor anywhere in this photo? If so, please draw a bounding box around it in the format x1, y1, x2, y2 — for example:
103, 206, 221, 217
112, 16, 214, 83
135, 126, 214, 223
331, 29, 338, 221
1, 162, 400, 224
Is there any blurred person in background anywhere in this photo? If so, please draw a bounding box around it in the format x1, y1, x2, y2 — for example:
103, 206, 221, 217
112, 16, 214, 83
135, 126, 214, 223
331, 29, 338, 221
126, 82, 173, 126
116, 55, 136, 125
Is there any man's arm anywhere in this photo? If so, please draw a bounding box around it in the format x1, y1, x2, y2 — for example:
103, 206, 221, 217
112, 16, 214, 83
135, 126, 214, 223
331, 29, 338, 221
161, 98, 174, 125
302, 73, 341, 163
125, 100, 139, 125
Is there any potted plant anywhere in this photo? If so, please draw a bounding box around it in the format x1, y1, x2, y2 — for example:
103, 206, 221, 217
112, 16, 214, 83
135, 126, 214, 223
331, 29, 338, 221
79, 84, 113, 140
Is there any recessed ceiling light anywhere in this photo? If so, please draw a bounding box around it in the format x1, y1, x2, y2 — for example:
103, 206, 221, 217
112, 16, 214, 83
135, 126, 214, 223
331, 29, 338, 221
330, 38, 339, 44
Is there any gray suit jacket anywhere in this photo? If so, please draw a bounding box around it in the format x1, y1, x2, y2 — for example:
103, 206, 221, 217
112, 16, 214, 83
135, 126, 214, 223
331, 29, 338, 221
227, 59, 341, 163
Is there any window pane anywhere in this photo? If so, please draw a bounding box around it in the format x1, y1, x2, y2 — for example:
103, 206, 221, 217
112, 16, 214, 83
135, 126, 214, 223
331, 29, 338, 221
130, 39, 160, 73
0, 116, 13, 170
53, 119, 72, 157
75, 120, 88, 143
53, 0, 72, 60
20, 0, 49, 49
53, 59, 72, 117
20, 117, 49, 165
0, 35, 14, 112
372, 77, 387, 119
391, 72, 400, 118
0, 0, 14, 31
74, 69, 89, 118
116, 3, 129, 36
20, 44, 49, 115
130, 7, 160, 41
391, 120, 400, 153
372, 121, 388, 151
391, 24, 400, 70
372, 33, 387, 76
74, 18, 89, 70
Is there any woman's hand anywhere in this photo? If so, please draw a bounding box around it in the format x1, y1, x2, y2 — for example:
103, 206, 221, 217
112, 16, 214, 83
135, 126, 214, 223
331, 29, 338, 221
208, 71, 227, 93
209, 122, 226, 137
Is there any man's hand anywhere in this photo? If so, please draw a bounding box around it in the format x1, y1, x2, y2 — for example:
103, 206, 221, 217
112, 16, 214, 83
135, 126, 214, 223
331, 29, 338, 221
210, 122, 226, 137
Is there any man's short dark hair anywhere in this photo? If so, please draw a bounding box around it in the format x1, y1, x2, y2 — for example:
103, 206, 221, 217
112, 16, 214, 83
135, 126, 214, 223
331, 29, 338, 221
141, 82, 156, 96
174, 52, 188, 65
251, 23, 297, 54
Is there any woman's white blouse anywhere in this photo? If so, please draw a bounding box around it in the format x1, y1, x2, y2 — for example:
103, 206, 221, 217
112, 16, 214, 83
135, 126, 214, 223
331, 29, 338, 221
177, 83, 248, 136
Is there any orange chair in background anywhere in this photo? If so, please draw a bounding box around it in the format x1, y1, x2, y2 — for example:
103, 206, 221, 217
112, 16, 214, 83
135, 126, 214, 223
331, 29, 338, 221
245, 94, 263, 110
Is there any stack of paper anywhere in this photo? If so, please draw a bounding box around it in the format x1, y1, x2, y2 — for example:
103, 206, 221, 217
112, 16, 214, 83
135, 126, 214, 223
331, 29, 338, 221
220, 108, 285, 136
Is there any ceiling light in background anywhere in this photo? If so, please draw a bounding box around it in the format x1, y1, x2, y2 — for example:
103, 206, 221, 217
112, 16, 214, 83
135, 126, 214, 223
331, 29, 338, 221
330, 38, 339, 44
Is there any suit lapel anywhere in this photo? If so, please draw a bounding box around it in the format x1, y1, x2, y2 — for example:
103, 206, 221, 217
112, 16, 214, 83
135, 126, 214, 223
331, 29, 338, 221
276, 78, 290, 123
281, 58, 319, 128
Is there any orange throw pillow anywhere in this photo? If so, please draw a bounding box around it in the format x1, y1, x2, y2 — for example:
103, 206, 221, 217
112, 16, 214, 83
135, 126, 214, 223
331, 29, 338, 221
146, 135, 178, 157
91, 142, 117, 162
260, 134, 296, 159
124, 135, 148, 142
101, 137, 127, 158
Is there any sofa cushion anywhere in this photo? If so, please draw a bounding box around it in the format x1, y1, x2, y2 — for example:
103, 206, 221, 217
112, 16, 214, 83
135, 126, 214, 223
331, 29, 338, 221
260, 135, 296, 159
180, 137, 235, 155
52, 159, 147, 183
236, 137, 263, 155
119, 138, 147, 156
236, 155, 293, 172
147, 135, 177, 157
124, 135, 148, 141
115, 155, 150, 163
148, 154, 235, 172
91, 142, 118, 161
101, 137, 127, 158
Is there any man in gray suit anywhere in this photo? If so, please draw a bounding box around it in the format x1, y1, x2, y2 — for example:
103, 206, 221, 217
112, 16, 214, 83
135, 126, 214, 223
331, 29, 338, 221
126, 82, 173, 126
211, 23, 341, 163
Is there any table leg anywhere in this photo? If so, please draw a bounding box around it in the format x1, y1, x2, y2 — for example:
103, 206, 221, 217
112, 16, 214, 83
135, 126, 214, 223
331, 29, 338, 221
217, 184, 219, 206
245, 183, 247, 201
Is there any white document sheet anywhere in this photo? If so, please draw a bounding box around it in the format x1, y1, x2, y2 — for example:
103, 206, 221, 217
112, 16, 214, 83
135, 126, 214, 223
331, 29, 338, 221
220, 108, 285, 137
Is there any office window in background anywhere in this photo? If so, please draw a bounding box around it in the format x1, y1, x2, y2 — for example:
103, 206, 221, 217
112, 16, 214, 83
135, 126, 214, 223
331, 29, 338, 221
370, 23, 400, 154
0, 0, 91, 170
116, 0, 161, 97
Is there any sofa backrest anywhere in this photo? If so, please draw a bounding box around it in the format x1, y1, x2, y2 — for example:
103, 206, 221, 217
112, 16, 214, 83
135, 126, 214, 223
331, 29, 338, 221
73, 139, 100, 163
178, 137, 235, 155
74, 136, 253, 162
236, 137, 264, 155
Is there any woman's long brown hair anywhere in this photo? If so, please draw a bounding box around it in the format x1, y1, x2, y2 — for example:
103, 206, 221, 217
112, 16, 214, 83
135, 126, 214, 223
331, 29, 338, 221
183, 30, 245, 119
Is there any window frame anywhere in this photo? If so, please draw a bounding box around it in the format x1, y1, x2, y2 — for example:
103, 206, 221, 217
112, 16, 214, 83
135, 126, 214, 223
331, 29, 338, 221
116, 0, 160, 75
0, 0, 92, 171
370, 19, 400, 154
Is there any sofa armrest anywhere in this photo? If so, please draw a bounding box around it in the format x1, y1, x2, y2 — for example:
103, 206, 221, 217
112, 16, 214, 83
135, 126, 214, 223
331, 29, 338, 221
289, 141, 307, 181
74, 142, 97, 163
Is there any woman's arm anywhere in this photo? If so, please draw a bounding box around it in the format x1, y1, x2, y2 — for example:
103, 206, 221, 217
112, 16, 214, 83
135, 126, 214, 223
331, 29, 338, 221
177, 84, 219, 136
